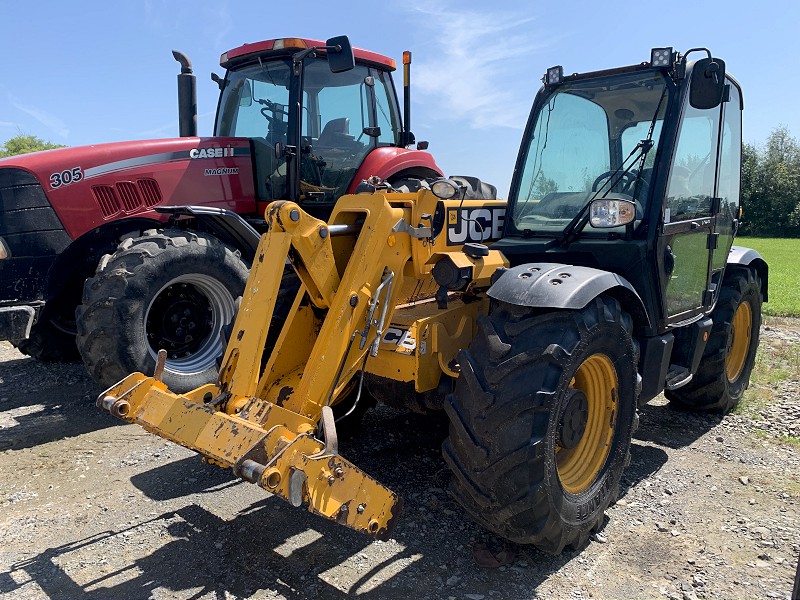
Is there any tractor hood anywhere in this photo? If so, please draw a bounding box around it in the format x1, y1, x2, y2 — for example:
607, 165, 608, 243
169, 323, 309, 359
0, 137, 256, 241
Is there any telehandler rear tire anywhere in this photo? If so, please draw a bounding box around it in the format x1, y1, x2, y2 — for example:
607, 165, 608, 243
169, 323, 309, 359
76, 230, 248, 393
666, 268, 762, 413
443, 296, 639, 553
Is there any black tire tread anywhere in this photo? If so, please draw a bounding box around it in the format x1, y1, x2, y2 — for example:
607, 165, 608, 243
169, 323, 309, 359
76, 229, 247, 391
443, 297, 639, 553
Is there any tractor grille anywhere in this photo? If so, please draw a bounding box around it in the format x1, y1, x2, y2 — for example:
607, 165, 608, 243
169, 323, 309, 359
92, 178, 163, 217
117, 182, 140, 212
92, 185, 122, 218
138, 178, 162, 207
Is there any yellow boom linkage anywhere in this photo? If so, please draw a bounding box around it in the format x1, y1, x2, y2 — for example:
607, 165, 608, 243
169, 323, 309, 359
99, 189, 507, 539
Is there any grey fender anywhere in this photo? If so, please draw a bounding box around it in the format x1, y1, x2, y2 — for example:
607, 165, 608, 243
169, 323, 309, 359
156, 205, 261, 262
488, 263, 650, 330
727, 245, 768, 302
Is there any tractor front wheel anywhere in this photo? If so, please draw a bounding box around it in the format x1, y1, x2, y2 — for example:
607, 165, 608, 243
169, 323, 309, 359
76, 230, 248, 393
443, 296, 639, 553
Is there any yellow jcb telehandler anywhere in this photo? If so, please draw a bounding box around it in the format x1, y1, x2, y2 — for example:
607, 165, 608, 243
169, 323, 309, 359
99, 47, 767, 553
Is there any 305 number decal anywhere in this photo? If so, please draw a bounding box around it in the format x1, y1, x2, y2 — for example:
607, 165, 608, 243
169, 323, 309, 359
49, 167, 83, 189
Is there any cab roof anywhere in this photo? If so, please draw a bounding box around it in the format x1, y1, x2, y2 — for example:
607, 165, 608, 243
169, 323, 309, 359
221, 37, 396, 71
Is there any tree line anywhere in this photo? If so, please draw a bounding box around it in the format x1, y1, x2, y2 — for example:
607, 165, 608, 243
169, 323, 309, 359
0, 134, 64, 158
740, 125, 800, 237
2, 128, 799, 238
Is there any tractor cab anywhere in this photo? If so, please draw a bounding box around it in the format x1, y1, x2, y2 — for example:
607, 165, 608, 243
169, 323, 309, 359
499, 47, 746, 333
214, 37, 412, 217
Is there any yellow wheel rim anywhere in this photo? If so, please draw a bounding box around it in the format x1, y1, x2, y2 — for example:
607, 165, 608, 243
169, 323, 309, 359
556, 353, 618, 495
726, 300, 752, 383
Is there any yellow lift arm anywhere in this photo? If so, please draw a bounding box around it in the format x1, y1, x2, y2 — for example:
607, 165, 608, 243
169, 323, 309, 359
99, 190, 506, 539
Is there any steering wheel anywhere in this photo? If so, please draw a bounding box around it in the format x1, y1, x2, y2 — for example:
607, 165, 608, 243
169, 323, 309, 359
258, 100, 288, 123
591, 170, 639, 193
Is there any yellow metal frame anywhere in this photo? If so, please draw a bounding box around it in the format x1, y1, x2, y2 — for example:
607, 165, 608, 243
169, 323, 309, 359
99, 191, 507, 539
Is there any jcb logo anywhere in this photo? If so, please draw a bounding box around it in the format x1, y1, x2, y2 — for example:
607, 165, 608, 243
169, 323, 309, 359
446, 207, 505, 246
382, 327, 416, 351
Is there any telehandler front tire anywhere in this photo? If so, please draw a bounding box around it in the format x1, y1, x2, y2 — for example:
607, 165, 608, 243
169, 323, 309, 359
443, 296, 639, 553
76, 230, 248, 393
666, 268, 762, 413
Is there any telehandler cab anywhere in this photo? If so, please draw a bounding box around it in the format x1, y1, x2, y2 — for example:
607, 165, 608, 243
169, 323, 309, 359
100, 47, 767, 553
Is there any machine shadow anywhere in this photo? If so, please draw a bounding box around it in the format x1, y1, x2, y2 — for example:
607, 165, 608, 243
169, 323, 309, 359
634, 399, 724, 449
0, 497, 575, 600
4, 393, 704, 598
3, 405, 580, 599
0, 356, 113, 452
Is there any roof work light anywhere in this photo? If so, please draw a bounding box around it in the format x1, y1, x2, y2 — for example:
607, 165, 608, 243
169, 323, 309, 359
546, 65, 564, 86
650, 47, 674, 68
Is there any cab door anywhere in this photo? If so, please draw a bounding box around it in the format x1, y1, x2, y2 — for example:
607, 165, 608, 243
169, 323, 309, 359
659, 81, 726, 324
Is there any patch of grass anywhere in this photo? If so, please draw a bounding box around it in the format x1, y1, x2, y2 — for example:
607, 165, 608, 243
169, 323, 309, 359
736, 237, 800, 317
735, 340, 800, 416
778, 435, 800, 446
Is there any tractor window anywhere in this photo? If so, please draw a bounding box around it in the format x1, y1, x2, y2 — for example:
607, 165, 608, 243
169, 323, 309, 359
711, 82, 742, 272
300, 62, 374, 204
215, 60, 292, 142
514, 92, 610, 228
664, 103, 721, 221
662, 83, 724, 317
215, 60, 293, 201
621, 121, 663, 169
511, 71, 668, 234
373, 69, 400, 146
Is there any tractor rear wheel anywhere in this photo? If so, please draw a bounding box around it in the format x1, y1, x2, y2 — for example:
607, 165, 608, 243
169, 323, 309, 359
443, 296, 639, 553
76, 230, 248, 393
666, 268, 762, 413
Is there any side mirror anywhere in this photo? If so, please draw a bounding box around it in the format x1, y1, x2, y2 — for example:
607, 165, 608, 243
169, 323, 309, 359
690, 57, 726, 110
326, 35, 355, 73
362, 127, 381, 138
237, 79, 253, 108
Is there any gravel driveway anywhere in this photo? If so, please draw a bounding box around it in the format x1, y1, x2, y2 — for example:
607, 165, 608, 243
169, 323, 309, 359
0, 321, 798, 599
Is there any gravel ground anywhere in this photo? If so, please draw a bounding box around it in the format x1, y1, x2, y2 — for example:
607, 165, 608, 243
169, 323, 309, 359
0, 320, 798, 600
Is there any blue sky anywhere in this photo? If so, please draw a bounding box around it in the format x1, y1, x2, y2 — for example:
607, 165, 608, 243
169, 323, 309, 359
2, 0, 798, 196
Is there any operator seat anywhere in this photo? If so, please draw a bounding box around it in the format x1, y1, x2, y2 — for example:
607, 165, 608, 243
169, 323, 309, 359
315, 118, 353, 150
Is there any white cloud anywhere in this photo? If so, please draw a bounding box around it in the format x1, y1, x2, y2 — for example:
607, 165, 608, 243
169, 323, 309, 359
410, 2, 552, 130
8, 94, 69, 138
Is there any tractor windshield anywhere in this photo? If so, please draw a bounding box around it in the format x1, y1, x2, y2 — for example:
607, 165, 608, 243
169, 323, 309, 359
511, 71, 670, 235
215, 57, 401, 204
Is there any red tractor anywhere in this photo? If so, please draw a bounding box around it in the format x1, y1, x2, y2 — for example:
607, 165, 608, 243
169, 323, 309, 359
0, 36, 445, 390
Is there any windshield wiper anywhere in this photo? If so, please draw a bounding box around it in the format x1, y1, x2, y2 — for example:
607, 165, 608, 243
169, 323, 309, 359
555, 140, 651, 246
555, 86, 668, 247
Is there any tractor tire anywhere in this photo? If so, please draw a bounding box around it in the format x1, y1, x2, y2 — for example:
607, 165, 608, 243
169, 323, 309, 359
443, 296, 639, 553
12, 305, 80, 362
666, 268, 762, 413
76, 230, 249, 393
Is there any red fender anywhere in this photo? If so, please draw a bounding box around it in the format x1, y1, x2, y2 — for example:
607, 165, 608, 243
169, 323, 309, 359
348, 147, 442, 192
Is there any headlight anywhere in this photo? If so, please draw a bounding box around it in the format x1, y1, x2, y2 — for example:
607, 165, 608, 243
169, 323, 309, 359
0, 236, 9, 260
589, 199, 636, 228
431, 178, 459, 200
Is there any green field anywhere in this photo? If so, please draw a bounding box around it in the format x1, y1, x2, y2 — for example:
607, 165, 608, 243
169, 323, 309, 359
736, 237, 800, 317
